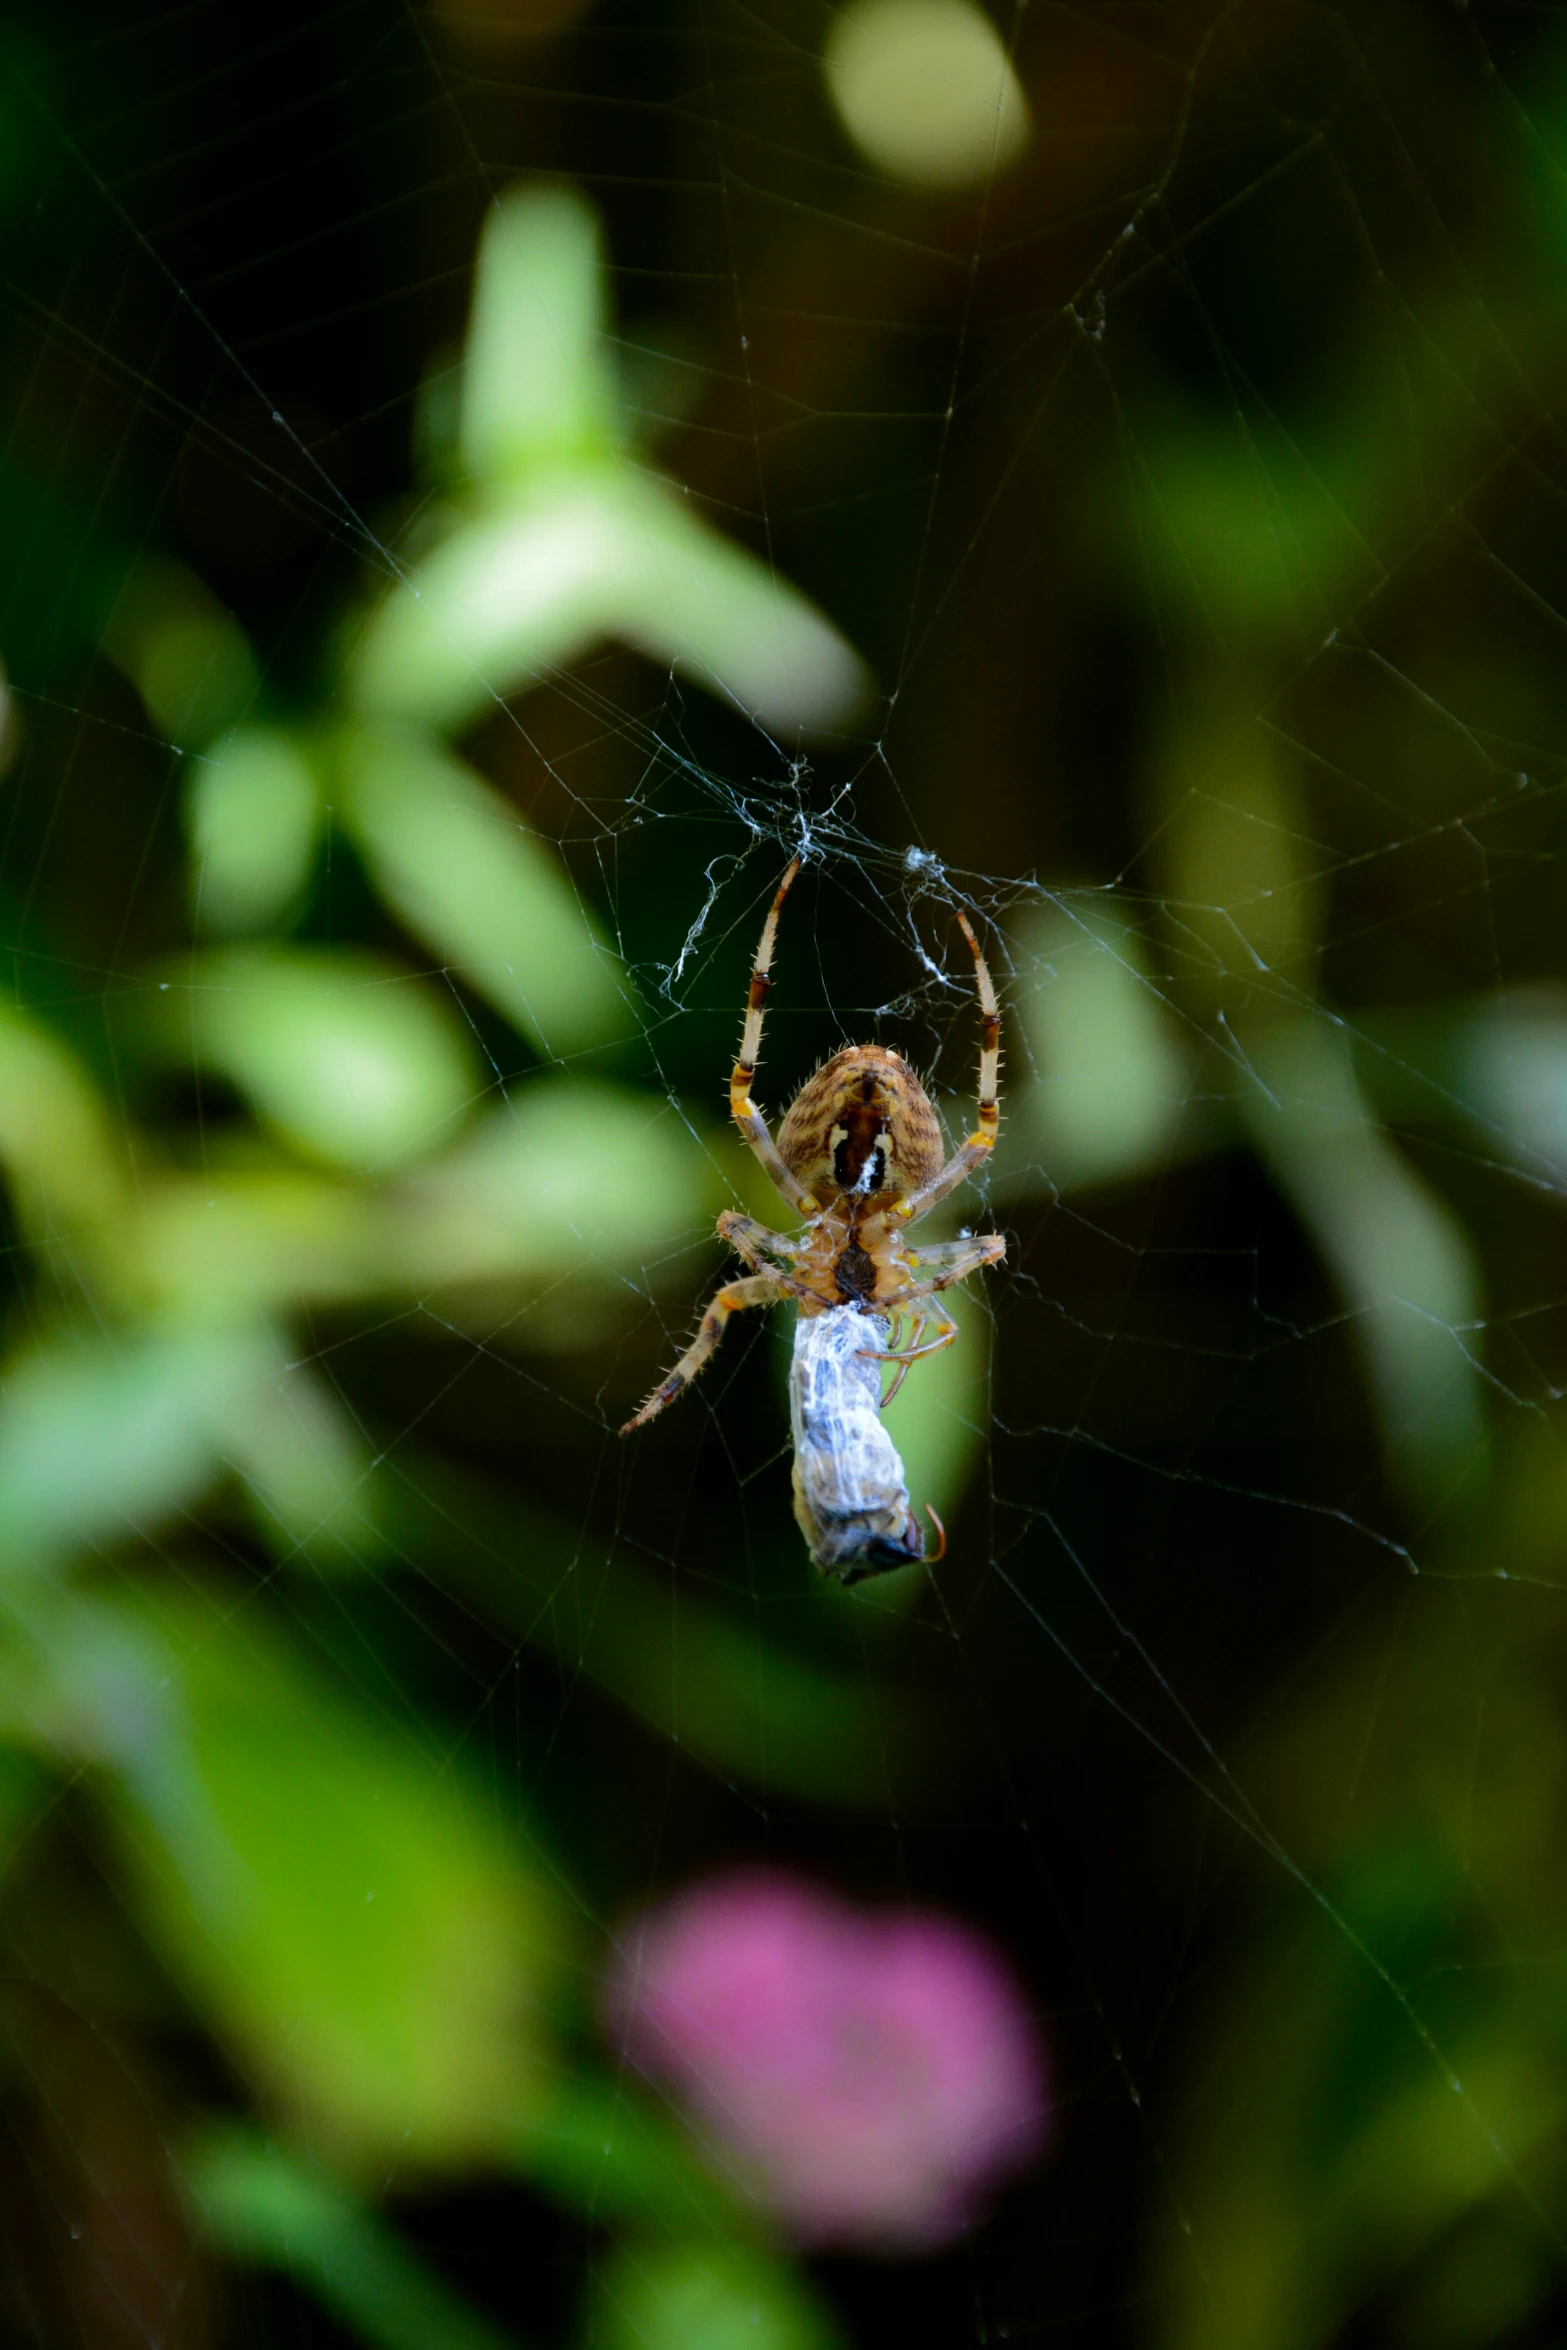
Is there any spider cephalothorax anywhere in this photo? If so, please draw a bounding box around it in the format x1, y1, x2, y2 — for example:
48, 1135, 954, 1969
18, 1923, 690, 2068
621, 859, 1005, 1571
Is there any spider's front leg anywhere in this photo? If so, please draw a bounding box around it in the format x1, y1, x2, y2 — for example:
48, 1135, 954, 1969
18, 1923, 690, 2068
716, 1208, 808, 1276
896, 910, 1003, 1223
730, 859, 821, 1219
903, 1232, 1007, 1289
860, 1302, 959, 1407
864, 1233, 1005, 1406
620, 1272, 786, 1434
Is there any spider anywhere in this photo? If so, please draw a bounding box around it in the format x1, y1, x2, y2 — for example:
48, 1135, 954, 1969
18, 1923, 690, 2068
620, 859, 1005, 1567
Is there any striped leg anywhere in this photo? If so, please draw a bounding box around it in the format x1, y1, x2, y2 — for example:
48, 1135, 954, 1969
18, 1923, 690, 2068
898, 909, 1001, 1221
730, 859, 819, 1218
620, 1273, 784, 1433
717, 1209, 807, 1275
903, 1233, 1007, 1287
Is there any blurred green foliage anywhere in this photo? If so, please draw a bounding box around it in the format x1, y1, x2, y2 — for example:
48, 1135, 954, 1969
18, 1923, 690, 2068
0, 152, 870, 2350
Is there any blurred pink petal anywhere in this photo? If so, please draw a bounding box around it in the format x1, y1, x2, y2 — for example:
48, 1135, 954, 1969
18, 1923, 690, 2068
603, 1868, 1048, 2252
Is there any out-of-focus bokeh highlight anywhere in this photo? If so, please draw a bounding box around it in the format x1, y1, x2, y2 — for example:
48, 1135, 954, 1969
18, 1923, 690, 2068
823, 0, 1030, 190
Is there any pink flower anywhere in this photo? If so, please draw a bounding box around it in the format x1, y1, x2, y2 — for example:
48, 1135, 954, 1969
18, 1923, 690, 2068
603, 1868, 1048, 2252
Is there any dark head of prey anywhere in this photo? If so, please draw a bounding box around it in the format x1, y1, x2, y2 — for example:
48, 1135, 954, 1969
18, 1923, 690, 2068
833, 1517, 928, 1583
775, 1045, 943, 1213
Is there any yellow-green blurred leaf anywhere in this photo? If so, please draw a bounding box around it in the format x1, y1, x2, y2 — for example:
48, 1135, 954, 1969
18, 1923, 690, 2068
1012, 899, 1191, 1193
349, 475, 637, 727
1151, 706, 1322, 995
348, 179, 868, 738
127, 1083, 720, 1326
0, 1002, 125, 1243
107, 1583, 566, 2168
339, 725, 633, 1053
349, 474, 869, 739
392, 1077, 721, 1292
215, 1356, 386, 1574
593, 2242, 845, 2350
141, 945, 482, 1173
127, 1169, 384, 1314
189, 2126, 524, 2350
823, 0, 1032, 192
0, 1321, 271, 1565
1244, 1019, 1486, 1506
187, 726, 322, 935
459, 181, 617, 483
610, 473, 870, 736
101, 556, 260, 747
511, 2069, 744, 2235
1454, 990, 1567, 1178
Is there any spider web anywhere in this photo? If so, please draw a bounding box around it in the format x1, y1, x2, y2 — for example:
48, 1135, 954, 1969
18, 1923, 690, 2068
1, 4, 1566, 2348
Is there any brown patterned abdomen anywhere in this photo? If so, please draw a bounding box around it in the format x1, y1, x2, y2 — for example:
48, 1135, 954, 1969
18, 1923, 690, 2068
776, 1046, 943, 1208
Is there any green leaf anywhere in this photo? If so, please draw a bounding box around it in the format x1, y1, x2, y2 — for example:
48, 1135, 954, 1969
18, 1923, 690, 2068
187, 727, 323, 935
349, 476, 870, 739
339, 726, 634, 1054
349, 475, 637, 727
127, 1081, 721, 1323
141, 945, 483, 1172
1242, 1020, 1487, 1507
393, 1078, 722, 1290
459, 182, 617, 483
0, 1320, 272, 1567
128, 1168, 384, 1315
101, 556, 260, 747
609, 474, 871, 737
0, 1002, 125, 1243
0, 1750, 48, 1896
346, 188, 867, 737
189, 2126, 527, 2350
592, 2242, 845, 2350
215, 1356, 386, 1574
510, 2069, 745, 2236
1013, 899, 1192, 1193
104, 1582, 568, 2168
1453, 992, 1567, 1176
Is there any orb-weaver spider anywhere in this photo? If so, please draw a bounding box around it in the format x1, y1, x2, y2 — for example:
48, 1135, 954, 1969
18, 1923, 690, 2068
621, 861, 1004, 1571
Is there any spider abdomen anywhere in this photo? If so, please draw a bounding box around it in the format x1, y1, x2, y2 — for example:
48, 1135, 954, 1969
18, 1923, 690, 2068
775, 1045, 943, 1208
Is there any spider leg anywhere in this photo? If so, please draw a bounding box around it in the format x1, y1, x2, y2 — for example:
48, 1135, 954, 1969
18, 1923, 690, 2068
896, 909, 1001, 1223
731, 860, 820, 1219
877, 1319, 923, 1407
905, 1232, 1007, 1288
620, 1272, 785, 1433
859, 1302, 959, 1408
863, 1312, 957, 1367
717, 1208, 805, 1274
877, 1311, 911, 1405
861, 1228, 1006, 1407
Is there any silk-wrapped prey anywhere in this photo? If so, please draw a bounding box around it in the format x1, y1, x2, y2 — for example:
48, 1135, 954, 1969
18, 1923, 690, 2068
789, 1305, 930, 1580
